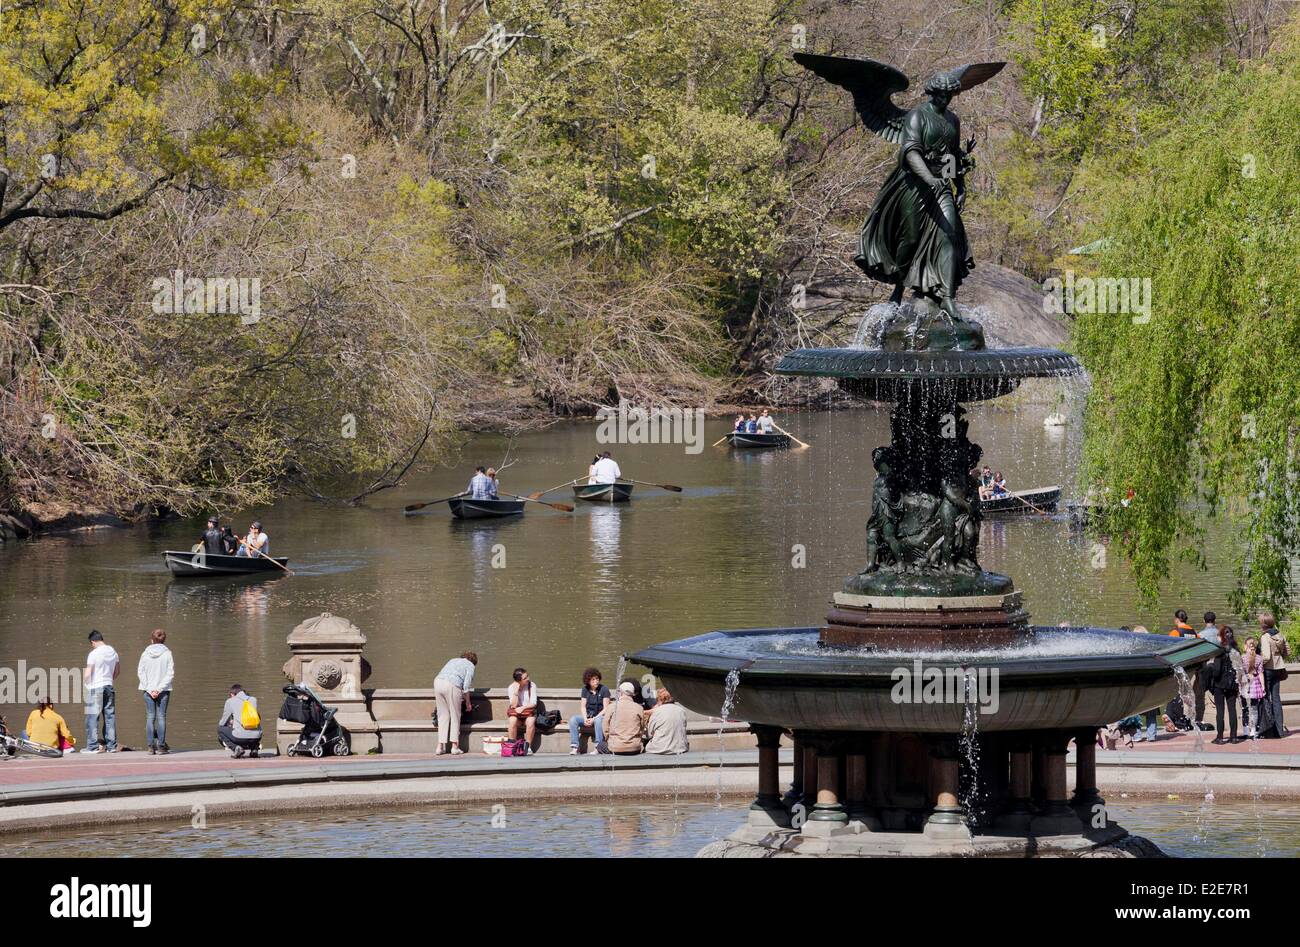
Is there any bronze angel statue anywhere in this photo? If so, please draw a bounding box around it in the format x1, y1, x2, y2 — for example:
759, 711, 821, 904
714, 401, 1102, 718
795, 54, 1004, 325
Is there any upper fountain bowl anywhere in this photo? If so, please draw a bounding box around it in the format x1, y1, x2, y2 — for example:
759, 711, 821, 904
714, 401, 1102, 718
776, 301, 1082, 402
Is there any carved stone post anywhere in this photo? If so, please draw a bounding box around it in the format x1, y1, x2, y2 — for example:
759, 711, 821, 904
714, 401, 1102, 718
749, 725, 791, 828
280, 612, 378, 754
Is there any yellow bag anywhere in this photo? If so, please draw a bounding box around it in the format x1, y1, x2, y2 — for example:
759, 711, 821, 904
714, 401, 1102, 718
240, 698, 261, 729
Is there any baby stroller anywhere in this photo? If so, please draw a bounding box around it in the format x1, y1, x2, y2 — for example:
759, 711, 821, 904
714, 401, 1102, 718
279, 684, 350, 757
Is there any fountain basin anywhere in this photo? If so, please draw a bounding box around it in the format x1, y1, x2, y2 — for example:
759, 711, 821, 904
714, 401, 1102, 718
775, 347, 1082, 402
631, 628, 1218, 734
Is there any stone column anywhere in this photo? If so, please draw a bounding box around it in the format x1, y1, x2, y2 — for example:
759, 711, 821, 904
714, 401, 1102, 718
1070, 727, 1105, 826
280, 612, 379, 753
998, 736, 1034, 831
781, 731, 803, 810
748, 725, 790, 828
801, 741, 819, 812
1030, 731, 1079, 836
844, 741, 881, 832
804, 736, 849, 837
923, 738, 971, 841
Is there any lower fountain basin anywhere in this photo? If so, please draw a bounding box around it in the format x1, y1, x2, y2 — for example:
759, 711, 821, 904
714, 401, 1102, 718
631, 628, 1218, 734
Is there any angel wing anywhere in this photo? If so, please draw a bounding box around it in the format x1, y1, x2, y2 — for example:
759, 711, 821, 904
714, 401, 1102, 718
793, 52, 909, 145
948, 62, 1006, 92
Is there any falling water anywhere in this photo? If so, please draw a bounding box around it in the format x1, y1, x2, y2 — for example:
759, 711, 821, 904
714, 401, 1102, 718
715, 669, 741, 806
614, 655, 628, 688
958, 667, 983, 825
1173, 666, 1214, 844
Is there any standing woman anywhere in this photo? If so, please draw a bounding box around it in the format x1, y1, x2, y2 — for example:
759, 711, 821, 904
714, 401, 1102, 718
1242, 636, 1266, 738
1259, 612, 1290, 739
433, 651, 477, 755
1208, 626, 1239, 744
137, 628, 175, 755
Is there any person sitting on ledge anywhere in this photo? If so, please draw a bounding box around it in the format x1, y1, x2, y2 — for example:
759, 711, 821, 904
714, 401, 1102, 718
217, 683, 263, 759
506, 666, 537, 752
644, 688, 689, 755
568, 667, 611, 755
603, 681, 646, 755
25, 697, 76, 754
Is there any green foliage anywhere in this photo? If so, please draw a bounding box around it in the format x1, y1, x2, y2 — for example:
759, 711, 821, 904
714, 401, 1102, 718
1072, 21, 1300, 612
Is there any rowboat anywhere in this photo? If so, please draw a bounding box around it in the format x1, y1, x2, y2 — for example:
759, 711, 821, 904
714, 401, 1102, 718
448, 497, 526, 519
573, 482, 634, 502
725, 430, 791, 449
163, 550, 289, 577
980, 486, 1061, 514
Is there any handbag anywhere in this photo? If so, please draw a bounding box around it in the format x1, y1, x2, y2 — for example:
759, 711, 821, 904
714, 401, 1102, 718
535, 707, 562, 732
501, 738, 528, 757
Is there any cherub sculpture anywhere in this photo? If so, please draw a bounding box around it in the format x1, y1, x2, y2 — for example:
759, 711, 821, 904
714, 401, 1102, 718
794, 54, 1004, 325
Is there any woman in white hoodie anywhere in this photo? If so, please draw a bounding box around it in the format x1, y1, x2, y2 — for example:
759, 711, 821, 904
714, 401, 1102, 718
137, 629, 175, 755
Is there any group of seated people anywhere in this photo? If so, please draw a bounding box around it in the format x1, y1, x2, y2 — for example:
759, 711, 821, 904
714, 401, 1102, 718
200, 516, 270, 557
503, 666, 687, 755
565, 667, 689, 755
734, 409, 777, 434
976, 466, 1008, 500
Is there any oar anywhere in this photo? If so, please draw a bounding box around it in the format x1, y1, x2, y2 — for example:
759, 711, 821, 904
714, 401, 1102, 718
403, 492, 466, 514
237, 537, 294, 576
1001, 491, 1054, 519
711, 432, 733, 447
622, 478, 683, 492
527, 479, 578, 500
772, 422, 810, 450
501, 491, 574, 513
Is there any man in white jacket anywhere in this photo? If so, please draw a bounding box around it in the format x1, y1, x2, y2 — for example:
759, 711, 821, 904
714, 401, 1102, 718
137, 629, 175, 755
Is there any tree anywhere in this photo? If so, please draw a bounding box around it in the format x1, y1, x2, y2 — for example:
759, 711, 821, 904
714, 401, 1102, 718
1071, 18, 1300, 612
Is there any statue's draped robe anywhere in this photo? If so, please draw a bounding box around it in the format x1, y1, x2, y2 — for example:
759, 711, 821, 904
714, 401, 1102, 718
855, 102, 974, 299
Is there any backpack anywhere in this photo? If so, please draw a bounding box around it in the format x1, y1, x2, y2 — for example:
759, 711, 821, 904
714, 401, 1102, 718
240, 698, 261, 729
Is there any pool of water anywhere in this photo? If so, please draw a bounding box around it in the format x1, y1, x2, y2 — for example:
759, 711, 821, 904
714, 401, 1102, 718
0, 400, 1286, 747
0, 797, 1290, 858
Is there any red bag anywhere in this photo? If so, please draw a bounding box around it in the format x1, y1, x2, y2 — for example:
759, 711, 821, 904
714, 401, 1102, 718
501, 739, 528, 757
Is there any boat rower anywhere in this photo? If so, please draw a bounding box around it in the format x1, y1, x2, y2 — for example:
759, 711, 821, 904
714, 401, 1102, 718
237, 521, 269, 558
758, 409, 775, 434
591, 451, 621, 484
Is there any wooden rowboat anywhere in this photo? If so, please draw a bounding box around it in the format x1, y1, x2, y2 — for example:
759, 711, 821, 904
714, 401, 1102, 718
164, 550, 289, 577
572, 482, 634, 502
448, 497, 526, 519
980, 486, 1061, 514
725, 430, 792, 449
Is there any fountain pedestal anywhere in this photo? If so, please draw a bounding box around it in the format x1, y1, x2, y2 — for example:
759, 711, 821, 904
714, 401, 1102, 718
823, 591, 1032, 651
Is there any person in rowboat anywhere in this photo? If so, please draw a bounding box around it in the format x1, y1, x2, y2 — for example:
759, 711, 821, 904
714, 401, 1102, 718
467, 465, 495, 499
745, 414, 759, 433
591, 451, 621, 484
991, 471, 1008, 497
976, 465, 993, 500
485, 467, 500, 499
199, 516, 224, 556
220, 526, 239, 555
236, 521, 269, 558
733, 415, 746, 432
587, 456, 601, 484
757, 409, 776, 434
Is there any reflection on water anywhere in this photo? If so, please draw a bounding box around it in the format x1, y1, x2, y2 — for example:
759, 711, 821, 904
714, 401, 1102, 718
0, 798, 1292, 858
0, 403, 1286, 747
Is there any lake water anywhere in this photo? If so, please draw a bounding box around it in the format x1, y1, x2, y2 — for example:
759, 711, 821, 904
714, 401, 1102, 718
0, 399, 1261, 748
0, 797, 1290, 858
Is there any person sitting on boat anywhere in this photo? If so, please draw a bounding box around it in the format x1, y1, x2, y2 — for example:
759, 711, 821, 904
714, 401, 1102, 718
467, 466, 495, 499
745, 415, 759, 434
977, 466, 993, 500
237, 521, 269, 558
591, 451, 621, 484
733, 415, 746, 432
485, 467, 500, 499
587, 456, 601, 484
991, 472, 1008, 497
199, 516, 224, 556
220, 526, 239, 555
757, 409, 775, 434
